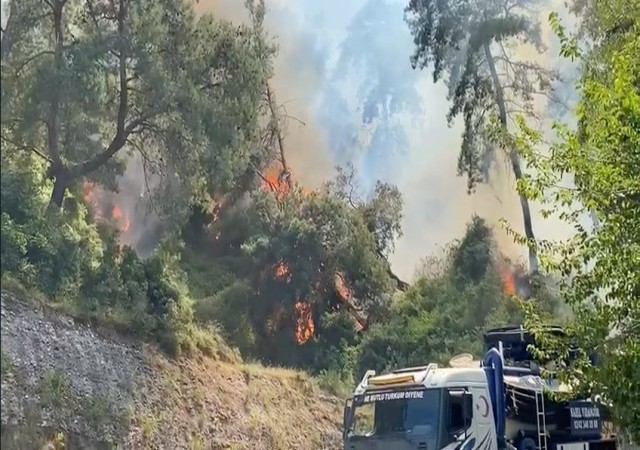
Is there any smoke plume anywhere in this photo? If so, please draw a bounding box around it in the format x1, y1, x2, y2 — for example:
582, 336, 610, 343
115, 0, 581, 276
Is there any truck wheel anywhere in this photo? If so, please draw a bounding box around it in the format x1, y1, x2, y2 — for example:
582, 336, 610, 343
517, 437, 537, 450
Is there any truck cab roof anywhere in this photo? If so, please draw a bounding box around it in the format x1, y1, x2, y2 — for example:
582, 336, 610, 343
354, 364, 488, 395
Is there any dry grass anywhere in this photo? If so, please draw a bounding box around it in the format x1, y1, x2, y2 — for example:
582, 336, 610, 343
131, 347, 343, 449
1, 288, 344, 449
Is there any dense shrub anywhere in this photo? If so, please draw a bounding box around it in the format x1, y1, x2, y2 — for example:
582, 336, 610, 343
0, 158, 561, 375
354, 217, 523, 379
0, 161, 220, 358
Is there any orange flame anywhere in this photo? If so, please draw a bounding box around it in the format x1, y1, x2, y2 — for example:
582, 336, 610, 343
261, 166, 290, 200
294, 300, 314, 344
498, 263, 516, 296
82, 180, 103, 220
82, 179, 130, 234
260, 165, 313, 200
274, 260, 292, 283
111, 205, 130, 232
260, 165, 318, 344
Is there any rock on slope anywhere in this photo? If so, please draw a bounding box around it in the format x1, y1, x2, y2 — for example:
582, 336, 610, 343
0, 291, 343, 449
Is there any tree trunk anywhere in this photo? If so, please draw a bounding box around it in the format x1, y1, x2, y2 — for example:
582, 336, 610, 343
483, 43, 539, 273
1, 1, 17, 61
48, 169, 69, 209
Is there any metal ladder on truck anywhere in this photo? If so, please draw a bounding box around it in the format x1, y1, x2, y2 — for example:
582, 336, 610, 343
535, 388, 548, 450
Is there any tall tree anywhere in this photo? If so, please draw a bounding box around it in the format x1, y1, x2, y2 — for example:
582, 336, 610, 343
404, 0, 557, 273
512, 0, 640, 437
1, 0, 274, 217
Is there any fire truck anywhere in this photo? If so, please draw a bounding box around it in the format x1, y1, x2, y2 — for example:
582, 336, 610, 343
342, 325, 617, 450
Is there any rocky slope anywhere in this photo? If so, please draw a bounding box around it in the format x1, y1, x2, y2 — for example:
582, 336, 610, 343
0, 291, 343, 449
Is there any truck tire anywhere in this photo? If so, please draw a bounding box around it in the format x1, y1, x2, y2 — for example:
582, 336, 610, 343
517, 437, 537, 450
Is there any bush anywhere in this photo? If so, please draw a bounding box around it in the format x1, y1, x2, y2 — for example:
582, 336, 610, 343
194, 280, 258, 356
353, 218, 526, 380
1, 161, 105, 300
0, 161, 223, 359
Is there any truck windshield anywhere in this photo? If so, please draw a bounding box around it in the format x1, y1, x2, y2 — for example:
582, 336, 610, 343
349, 388, 441, 438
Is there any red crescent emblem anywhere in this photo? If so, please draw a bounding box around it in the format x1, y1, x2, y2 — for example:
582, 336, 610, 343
478, 395, 489, 418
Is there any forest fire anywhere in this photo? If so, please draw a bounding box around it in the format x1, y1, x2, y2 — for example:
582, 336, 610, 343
497, 261, 516, 296
274, 260, 292, 283
262, 165, 291, 200
82, 180, 102, 220
111, 205, 130, 232
81, 180, 130, 234
335, 273, 366, 332
294, 300, 314, 344
261, 164, 312, 199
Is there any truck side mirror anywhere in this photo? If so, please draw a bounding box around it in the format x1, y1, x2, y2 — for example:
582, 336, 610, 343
462, 392, 473, 427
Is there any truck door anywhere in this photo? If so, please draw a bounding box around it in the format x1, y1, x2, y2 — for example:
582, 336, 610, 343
472, 387, 497, 449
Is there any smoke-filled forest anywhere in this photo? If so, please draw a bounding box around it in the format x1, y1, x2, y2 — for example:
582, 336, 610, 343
1, 0, 638, 438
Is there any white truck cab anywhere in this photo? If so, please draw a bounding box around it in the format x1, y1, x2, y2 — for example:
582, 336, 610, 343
342, 325, 618, 450
343, 364, 498, 450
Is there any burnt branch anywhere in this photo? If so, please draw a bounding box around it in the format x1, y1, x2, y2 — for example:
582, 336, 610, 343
265, 83, 290, 184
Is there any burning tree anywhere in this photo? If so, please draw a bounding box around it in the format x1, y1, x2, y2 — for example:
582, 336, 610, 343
200, 154, 400, 364
189, 80, 404, 352
82, 180, 131, 234
256, 163, 394, 346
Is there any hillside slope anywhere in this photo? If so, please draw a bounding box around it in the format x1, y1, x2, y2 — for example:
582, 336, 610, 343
0, 291, 343, 449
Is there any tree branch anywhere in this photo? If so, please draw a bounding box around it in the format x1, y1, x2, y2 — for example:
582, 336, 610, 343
46, 0, 65, 166
13, 50, 56, 76
0, 1, 17, 61
265, 83, 291, 187
251, 164, 274, 189
116, 0, 127, 138
68, 110, 159, 179
334, 272, 369, 330
484, 43, 539, 273
1, 136, 53, 162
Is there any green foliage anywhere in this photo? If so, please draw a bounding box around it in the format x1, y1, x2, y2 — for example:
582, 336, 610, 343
7, 2, 620, 428
404, 0, 553, 191
1, 0, 275, 215
1, 351, 13, 379
509, 2, 640, 438
0, 157, 103, 299
39, 370, 71, 409
183, 167, 401, 370
193, 281, 258, 356
355, 217, 523, 379
0, 155, 225, 358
